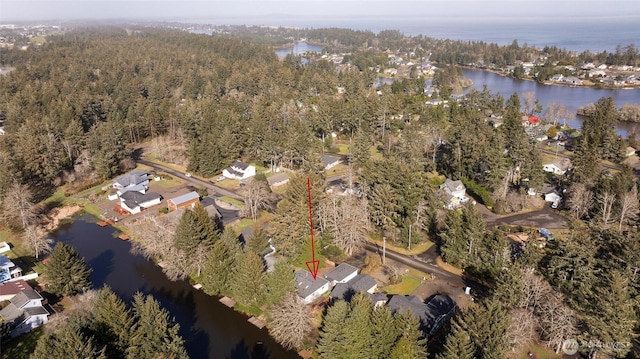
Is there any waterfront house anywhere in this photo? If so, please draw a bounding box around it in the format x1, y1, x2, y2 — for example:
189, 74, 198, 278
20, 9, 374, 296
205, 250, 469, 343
329, 274, 378, 302
0, 255, 17, 283
167, 191, 200, 212
387, 294, 456, 337
222, 161, 256, 180
543, 158, 571, 175
0, 279, 32, 301
0, 289, 49, 338
119, 191, 162, 214
295, 270, 330, 304
112, 170, 150, 190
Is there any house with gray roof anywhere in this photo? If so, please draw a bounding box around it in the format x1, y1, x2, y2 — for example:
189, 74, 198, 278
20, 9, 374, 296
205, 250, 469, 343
387, 294, 456, 337
329, 274, 378, 302
324, 263, 358, 286
295, 270, 330, 304
267, 173, 290, 188
112, 170, 150, 190
322, 155, 341, 170
0, 289, 49, 338
439, 178, 469, 209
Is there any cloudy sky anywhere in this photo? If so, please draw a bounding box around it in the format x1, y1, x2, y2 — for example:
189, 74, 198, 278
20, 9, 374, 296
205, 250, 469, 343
2, 0, 640, 23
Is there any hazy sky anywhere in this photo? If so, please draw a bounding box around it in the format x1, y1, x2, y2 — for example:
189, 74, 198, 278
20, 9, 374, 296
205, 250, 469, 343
2, 0, 640, 23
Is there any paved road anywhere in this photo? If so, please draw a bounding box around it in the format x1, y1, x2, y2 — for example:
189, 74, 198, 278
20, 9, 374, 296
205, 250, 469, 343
138, 159, 245, 201
364, 242, 465, 287
481, 203, 569, 229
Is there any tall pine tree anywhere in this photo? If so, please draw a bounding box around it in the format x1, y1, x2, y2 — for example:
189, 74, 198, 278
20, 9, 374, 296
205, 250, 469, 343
46, 242, 92, 296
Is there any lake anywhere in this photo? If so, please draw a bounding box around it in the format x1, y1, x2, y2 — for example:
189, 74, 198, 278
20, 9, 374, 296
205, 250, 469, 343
462, 69, 640, 136
275, 42, 324, 59
53, 215, 300, 359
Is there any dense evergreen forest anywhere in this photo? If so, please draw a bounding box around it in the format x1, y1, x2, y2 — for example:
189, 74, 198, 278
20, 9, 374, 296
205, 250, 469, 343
0, 26, 638, 358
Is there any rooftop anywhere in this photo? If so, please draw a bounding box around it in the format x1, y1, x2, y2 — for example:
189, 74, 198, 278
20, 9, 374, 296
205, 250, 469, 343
120, 191, 161, 209
114, 170, 149, 188
0, 279, 32, 297
0, 255, 14, 269
168, 191, 200, 205
325, 262, 358, 283
267, 173, 290, 186
10, 289, 43, 309
295, 270, 329, 299
231, 161, 250, 170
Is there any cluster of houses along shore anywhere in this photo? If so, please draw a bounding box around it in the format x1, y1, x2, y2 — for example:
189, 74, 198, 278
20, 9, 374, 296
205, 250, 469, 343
295, 262, 456, 338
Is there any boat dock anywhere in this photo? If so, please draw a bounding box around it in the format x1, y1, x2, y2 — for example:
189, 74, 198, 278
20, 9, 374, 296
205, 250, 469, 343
219, 296, 235, 307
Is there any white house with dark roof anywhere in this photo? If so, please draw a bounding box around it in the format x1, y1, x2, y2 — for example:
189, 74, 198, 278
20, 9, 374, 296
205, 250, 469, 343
543, 158, 572, 175
322, 155, 341, 170
222, 161, 256, 180
119, 191, 162, 214
324, 262, 358, 286
439, 178, 469, 209
0, 289, 49, 338
295, 270, 330, 304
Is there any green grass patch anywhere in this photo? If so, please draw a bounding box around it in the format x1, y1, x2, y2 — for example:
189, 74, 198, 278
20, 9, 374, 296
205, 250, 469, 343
78, 202, 105, 219
336, 144, 350, 155
232, 218, 254, 232
29, 36, 46, 44
154, 174, 183, 188
325, 163, 349, 177
514, 343, 562, 359
215, 179, 240, 190
369, 145, 384, 160
143, 156, 186, 172
382, 268, 427, 295
0, 230, 16, 243
218, 196, 244, 208
293, 239, 327, 271
1, 326, 43, 359
234, 303, 263, 317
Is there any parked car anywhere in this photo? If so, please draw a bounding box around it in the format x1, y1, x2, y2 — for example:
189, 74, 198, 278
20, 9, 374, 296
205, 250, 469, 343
185, 173, 192, 177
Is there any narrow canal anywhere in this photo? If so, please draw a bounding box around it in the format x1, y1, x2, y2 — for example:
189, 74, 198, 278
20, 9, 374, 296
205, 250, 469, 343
53, 214, 301, 359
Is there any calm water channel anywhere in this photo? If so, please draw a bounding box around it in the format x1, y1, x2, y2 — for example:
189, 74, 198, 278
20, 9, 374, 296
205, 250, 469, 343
53, 215, 300, 359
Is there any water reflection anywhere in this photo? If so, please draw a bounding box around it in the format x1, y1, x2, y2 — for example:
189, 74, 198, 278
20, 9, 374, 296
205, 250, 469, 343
53, 215, 300, 359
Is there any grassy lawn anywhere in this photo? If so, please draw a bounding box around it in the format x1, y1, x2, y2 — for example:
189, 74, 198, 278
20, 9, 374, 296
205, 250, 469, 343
369, 233, 434, 256
218, 196, 244, 208
512, 343, 562, 359
336, 143, 350, 155
232, 218, 254, 232
382, 268, 427, 295
144, 156, 187, 172
1, 326, 43, 359
234, 303, 263, 317
215, 179, 240, 190
325, 163, 349, 177
29, 36, 46, 44
369, 145, 384, 160
293, 239, 327, 271
154, 173, 183, 188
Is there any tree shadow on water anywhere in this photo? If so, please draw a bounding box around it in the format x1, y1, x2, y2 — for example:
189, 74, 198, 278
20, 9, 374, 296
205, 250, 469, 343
87, 249, 115, 287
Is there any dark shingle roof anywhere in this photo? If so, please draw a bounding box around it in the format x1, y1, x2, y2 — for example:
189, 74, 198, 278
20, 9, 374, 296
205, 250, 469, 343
231, 161, 250, 170
10, 289, 42, 309
24, 306, 49, 317
120, 191, 161, 209
329, 274, 377, 302
267, 173, 289, 186
295, 270, 329, 299
387, 294, 456, 335
0, 303, 22, 323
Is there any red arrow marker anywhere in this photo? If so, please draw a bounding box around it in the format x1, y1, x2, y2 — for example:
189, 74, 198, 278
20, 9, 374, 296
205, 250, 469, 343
305, 177, 319, 279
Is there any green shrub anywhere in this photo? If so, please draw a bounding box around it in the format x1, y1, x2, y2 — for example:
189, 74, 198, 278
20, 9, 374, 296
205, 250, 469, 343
461, 178, 493, 208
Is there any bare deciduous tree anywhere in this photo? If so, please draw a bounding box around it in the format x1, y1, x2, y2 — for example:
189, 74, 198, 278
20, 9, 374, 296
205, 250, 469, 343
267, 291, 313, 350
618, 185, 639, 231
597, 191, 616, 227
242, 178, 271, 222
567, 183, 594, 219
1, 182, 37, 229
521, 91, 540, 115
507, 308, 537, 349
22, 225, 53, 259
537, 293, 578, 353
544, 102, 574, 127
318, 194, 369, 255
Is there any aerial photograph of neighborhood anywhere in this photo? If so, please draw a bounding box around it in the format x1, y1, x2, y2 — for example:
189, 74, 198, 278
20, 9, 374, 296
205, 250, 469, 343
0, 0, 639, 358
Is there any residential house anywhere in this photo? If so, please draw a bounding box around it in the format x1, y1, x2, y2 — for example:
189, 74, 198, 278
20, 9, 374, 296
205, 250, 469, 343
267, 173, 290, 188
0, 255, 20, 283
0, 289, 49, 337
324, 263, 359, 286
387, 294, 457, 337
544, 191, 562, 205
329, 274, 378, 302
167, 191, 200, 212
112, 170, 150, 191
295, 270, 331, 304
0, 279, 32, 301
562, 76, 583, 85
439, 178, 469, 209
222, 161, 256, 180
550, 74, 564, 82
542, 158, 571, 175
322, 155, 341, 170
626, 146, 637, 157
119, 191, 162, 214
